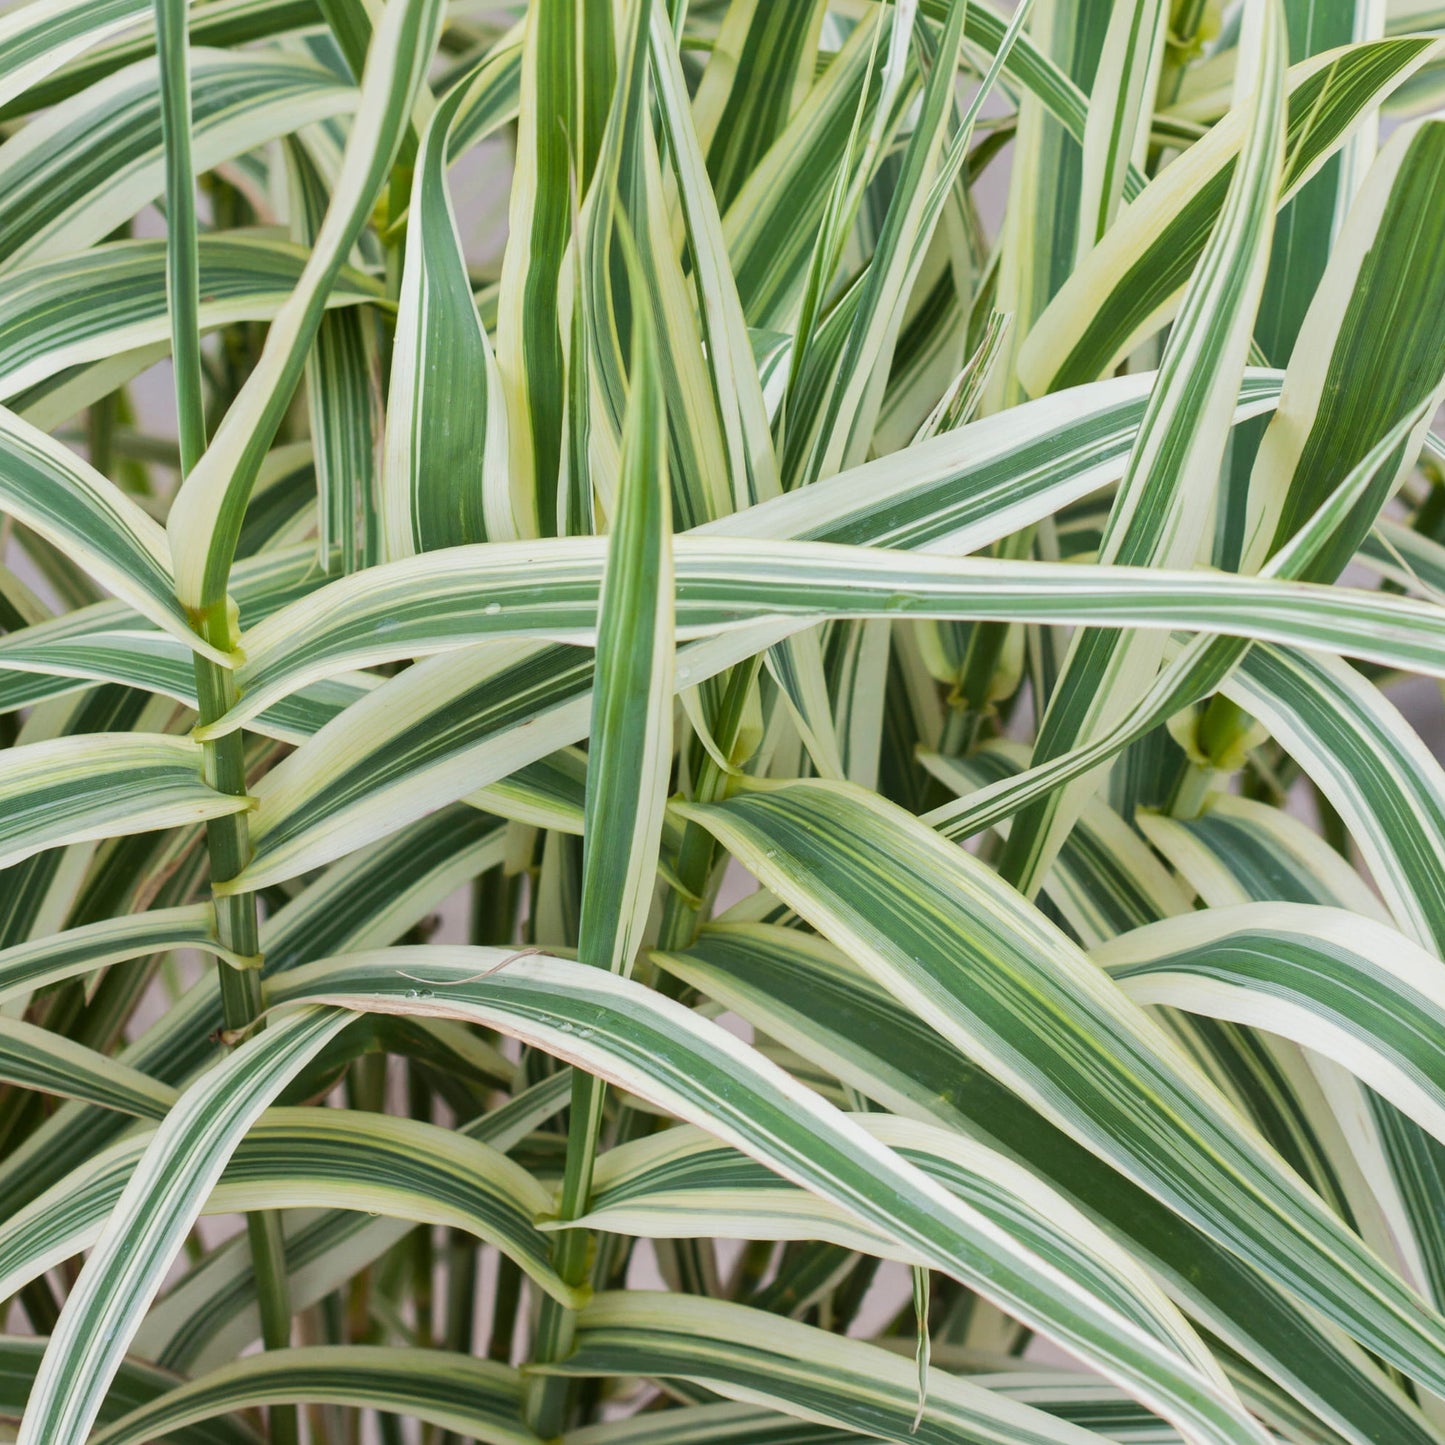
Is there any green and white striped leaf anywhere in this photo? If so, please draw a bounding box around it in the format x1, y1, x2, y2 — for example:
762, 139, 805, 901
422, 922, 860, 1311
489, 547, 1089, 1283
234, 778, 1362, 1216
691, 0, 826, 214
701, 371, 1279, 552
1018, 35, 1440, 391
0, 1105, 569, 1311
494, 0, 614, 537
0, 804, 509, 1258
0, 0, 324, 119
87, 1346, 531, 1445
572, 0, 729, 532
0, 0, 162, 114
677, 779, 1445, 1397
380, 49, 514, 555
1220, 644, 1445, 952
1097, 903, 1445, 1151
561, 1394, 1173, 1445
1075, 0, 1167, 253
0, 1337, 258, 1445
983, 0, 1111, 418
0, 733, 246, 872
998, 0, 1285, 894
1241, 0, 1379, 388
0, 628, 375, 742
0, 903, 233, 1006
212, 536, 1445, 732
792, 0, 1030, 486
1137, 792, 1391, 919
661, 924, 1443, 1445
14, 1008, 350, 1445
0, 49, 353, 272
284, 136, 385, 576
0, 407, 219, 653
578, 1115, 1214, 1370
562, 1401, 857, 1445
166, 0, 445, 613
921, 396, 1436, 846
1241, 112, 1445, 576
271, 948, 1272, 1445
575, 222, 672, 979
918, 744, 1191, 947
650, 6, 778, 510
725, 0, 1146, 335
0, 233, 379, 403
547, 1292, 1108, 1445
0, 1016, 177, 1118
137, 1070, 570, 1371
721, 10, 914, 330
209, 377, 1285, 886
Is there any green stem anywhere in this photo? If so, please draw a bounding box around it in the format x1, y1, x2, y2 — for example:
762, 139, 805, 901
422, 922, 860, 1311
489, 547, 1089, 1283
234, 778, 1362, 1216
943, 527, 1034, 756
435, 1228, 478, 1445
86, 395, 116, 482
938, 697, 987, 758
154, 3, 205, 481
408, 1072, 435, 1356
1158, 0, 1210, 107
527, 662, 762, 1435
526, 1078, 603, 1436
18, 1278, 60, 1336
195, 646, 300, 1445
656, 659, 763, 953
1166, 760, 1215, 820
155, 3, 296, 1439
1166, 693, 1254, 818
486, 1254, 523, 1364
